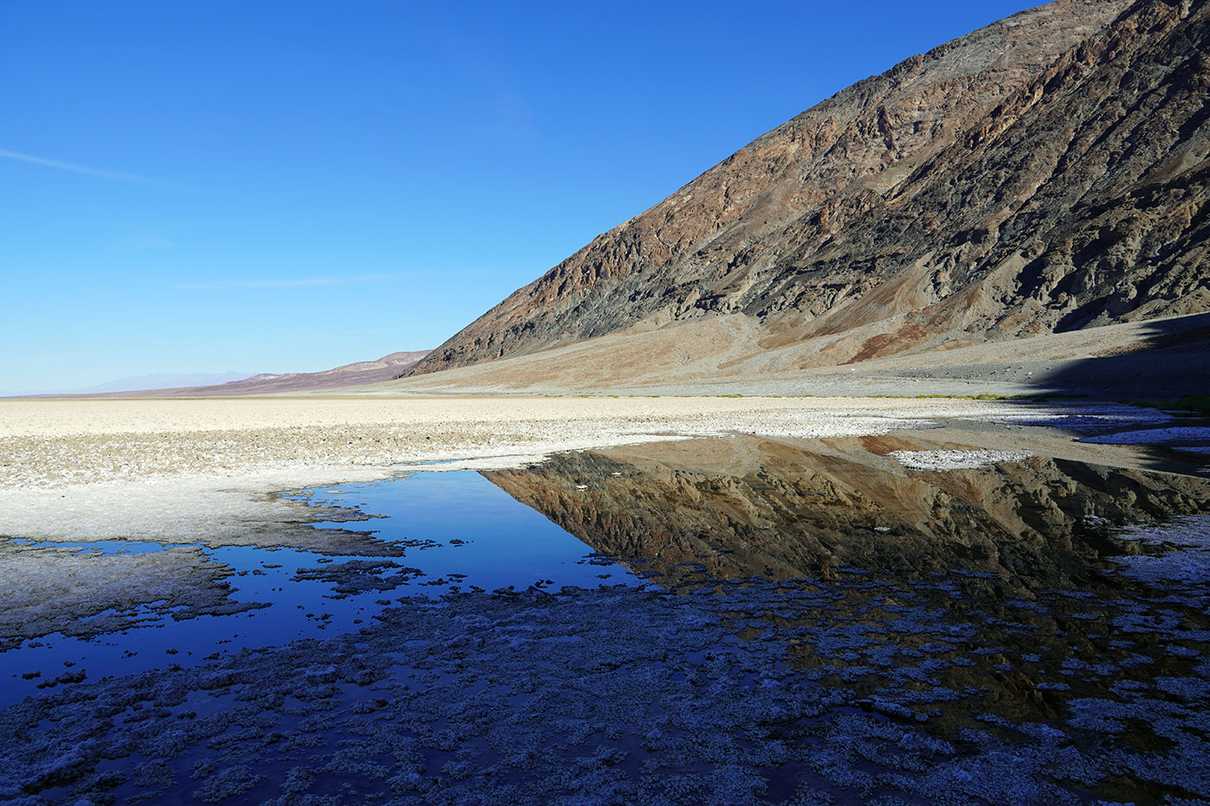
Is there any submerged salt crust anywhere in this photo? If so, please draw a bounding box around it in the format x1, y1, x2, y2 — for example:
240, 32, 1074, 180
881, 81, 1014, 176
0, 470, 641, 705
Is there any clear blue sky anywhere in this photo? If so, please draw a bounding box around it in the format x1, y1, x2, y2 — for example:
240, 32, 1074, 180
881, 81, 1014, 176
0, 1, 1035, 393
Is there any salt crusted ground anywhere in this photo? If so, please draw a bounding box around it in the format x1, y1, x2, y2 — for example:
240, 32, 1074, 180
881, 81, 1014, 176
0, 395, 1113, 545
0, 542, 257, 652
0, 397, 1207, 802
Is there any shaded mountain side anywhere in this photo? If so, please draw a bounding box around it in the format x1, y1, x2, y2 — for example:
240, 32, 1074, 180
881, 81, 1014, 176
410, 0, 1208, 379
133, 351, 430, 397
483, 436, 1210, 589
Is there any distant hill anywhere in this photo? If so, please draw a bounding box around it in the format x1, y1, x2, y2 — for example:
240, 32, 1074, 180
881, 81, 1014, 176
408, 0, 1208, 382
73, 371, 253, 395
152, 351, 430, 396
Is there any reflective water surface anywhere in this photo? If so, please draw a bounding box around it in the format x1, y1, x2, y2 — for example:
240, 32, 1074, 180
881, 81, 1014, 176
2, 432, 1209, 803
0, 472, 637, 704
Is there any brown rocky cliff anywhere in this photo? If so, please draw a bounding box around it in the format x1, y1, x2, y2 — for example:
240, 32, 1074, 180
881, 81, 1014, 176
409, 0, 1208, 378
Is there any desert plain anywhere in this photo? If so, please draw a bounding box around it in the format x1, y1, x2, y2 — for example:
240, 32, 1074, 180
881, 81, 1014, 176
2, 390, 1210, 803
0, 394, 1017, 540
2, 392, 1194, 545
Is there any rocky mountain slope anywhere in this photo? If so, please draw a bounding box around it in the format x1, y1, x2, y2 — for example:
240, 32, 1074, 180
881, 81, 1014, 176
410, 0, 1208, 380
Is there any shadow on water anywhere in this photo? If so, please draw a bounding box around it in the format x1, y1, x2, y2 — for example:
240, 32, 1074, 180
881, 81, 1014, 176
2, 434, 1210, 802
971, 312, 1210, 476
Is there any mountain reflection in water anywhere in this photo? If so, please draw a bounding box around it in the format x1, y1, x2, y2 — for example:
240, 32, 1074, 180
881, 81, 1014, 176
482, 436, 1210, 802
485, 435, 1210, 590
3, 433, 1209, 803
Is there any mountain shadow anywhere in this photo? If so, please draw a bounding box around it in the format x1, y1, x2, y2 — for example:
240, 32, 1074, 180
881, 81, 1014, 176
1024, 312, 1210, 401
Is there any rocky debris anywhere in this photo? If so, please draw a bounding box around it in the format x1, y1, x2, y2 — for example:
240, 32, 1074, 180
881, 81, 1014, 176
302, 666, 339, 685
889, 448, 1033, 470
20, 740, 99, 792
293, 559, 426, 595
34, 670, 86, 690
858, 697, 929, 723
411, 0, 1209, 382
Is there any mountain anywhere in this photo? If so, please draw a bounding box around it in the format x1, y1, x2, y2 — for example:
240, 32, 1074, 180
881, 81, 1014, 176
408, 0, 1208, 385
71, 372, 252, 395
107, 351, 430, 397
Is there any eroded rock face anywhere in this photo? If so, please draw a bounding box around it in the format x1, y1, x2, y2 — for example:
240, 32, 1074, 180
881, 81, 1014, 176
483, 435, 1210, 589
411, 0, 1209, 377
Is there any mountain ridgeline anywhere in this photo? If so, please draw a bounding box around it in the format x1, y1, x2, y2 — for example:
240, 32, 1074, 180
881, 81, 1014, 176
408, 0, 1209, 379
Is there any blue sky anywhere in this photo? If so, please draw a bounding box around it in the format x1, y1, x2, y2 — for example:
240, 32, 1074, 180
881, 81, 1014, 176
0, 1, 1035, 393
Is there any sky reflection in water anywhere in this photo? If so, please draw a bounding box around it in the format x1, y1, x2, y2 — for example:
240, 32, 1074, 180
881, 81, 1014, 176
0, 471, 635, 704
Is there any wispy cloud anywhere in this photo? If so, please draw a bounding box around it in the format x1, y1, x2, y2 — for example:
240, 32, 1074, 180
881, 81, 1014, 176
0, 147, 150, 183
175, 273, 396, 291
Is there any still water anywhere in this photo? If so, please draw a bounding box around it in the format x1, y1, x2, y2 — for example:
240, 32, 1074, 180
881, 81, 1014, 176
0, 472, 638, 704
2, 434, 1209, 802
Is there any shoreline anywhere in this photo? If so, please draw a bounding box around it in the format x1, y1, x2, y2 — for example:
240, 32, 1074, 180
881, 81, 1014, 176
3, 399, 1209, 804
0, 395, 1197, 547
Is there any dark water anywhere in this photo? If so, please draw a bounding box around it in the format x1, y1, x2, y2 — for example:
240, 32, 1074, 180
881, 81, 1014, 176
2, 435, 1209, 803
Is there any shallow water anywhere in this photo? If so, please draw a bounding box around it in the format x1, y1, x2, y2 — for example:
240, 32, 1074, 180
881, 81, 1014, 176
303, 470, 640, 591
0, 471, 637, 704
2, 435, 1210, 802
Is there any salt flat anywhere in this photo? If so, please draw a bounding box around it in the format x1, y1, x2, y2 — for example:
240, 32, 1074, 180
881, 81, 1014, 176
0, 395, 1020, 483
0, 394, 1185, 547
2, 395, 1207, 804
0, 394, 1095, 543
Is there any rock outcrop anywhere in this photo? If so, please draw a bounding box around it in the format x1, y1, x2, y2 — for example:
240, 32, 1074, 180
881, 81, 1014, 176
410, 0, 1208, 378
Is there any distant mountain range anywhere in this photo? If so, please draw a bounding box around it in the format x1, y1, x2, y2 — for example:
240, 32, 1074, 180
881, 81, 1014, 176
407, 0, 1208, 383
73, 372, 253, 395
147, 351, 430, 396
60, 0, 1209, 399
13, 350, 435, 399
44, 351, 429, 398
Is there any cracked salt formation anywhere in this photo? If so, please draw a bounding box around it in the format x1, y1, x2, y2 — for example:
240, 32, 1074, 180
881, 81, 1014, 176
3, 568, 1207, 803
1112, 516, 1210, 586
0, 542, 258, 652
